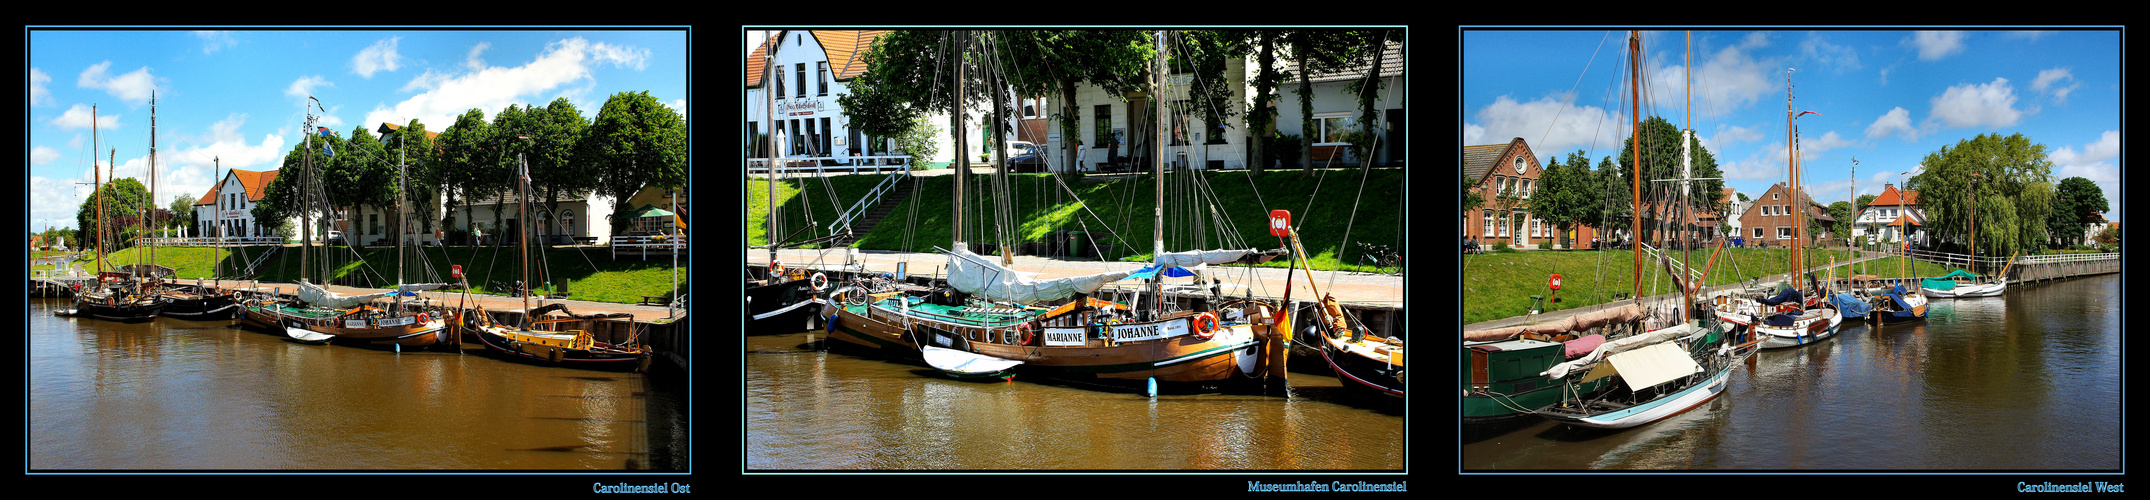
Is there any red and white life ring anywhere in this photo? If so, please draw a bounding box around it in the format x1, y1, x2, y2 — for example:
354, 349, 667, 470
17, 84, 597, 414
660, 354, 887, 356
1192, 312, 1219, 339
810, 272, 828, 291
1016, 322, 1034, 345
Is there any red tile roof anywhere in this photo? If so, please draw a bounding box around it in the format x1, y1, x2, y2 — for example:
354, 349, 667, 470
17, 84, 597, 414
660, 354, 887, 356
195, 169, 281, 206
746, 30, 890, 88
1871, 183, 1919, 206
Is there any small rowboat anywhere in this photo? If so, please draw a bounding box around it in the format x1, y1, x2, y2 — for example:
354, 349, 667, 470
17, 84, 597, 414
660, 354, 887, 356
921, 345, 1023, 380
285, 322, 336, 345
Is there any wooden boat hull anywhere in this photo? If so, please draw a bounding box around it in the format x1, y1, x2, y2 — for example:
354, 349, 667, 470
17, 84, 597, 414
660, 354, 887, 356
238, 302, 448, 347
71, 295, 169, 322
1320, 334, 1402, 398
1870, 291, 1929, 324
746, 277, 821, 334
459, 312, 648, 371
1754, 308, 1841, 349
158, 292, 236, 320
826, 297, 1264, 390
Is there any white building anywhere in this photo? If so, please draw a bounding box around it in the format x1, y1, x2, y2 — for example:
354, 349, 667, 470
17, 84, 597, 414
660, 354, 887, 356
1270, 36, 1405, 169
193, 168, 297, 240
1850, 183, 1926, 246
747, 30, 993, 167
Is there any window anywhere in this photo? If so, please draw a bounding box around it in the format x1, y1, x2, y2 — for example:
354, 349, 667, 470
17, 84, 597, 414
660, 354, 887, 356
1515, 156, 1525, 174
821, 117, 833, 156
1754, 227, 1765, 239
1312, 112, 1352, 143
795, 63, 806, 98
817, 62, 828, 96
1778, 226, 1792, 239
1522, 179, 1533, 199
775, 72, 784, 100
1483, 210, 1493, 237
562, 210, 575, 237
1093, 104, 1113, 149
1773, 192, 1780, 200
370, 213, 380, 235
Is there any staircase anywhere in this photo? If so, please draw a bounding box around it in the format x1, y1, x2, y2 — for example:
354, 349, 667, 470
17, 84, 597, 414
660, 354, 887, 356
839, 178, 916, 244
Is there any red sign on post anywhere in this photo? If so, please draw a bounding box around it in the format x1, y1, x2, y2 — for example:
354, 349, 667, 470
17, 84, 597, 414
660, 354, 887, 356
1269, 210, 1292, 237
1549, 273, 1563, 290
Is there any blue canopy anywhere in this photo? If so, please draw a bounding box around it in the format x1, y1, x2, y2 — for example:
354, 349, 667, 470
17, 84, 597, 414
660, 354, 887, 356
1829, 292, 1872, 319
1756, 287, 1804, 306
1124, 264, 1197, 280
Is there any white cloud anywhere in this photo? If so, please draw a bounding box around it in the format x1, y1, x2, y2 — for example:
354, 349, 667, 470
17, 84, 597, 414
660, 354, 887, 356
287, 75, 333, 99
1865, 106, 1918, 141
2049, 130, 2118, 167
1800, 32, 1861, 73
195, 31, 238, 55
2031, 67, 2080, 104
30, 68, 53, 106
1465, 93, 1625, 161
466, 42, 491, 70
1909, 31, 1966, 61
32, 146, 60, 166
352, 37, 404, 78
168, 114, 289, 173
1929, 78, 2021, 128
77, 61, 157, 104
51, 103, 122, 130
364, 37, 652, 133
1709, 124, 1765, 147
669, 99, 686, 123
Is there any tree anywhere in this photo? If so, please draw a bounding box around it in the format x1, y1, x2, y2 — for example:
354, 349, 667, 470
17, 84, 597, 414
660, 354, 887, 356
584, 90, 687, 238
1616, 116, 1724, 244
1531, 149, 1604, 248
75, 177, 151, 255
1908, 133, 2054, 260
437, 109, 491, 246
382, 119, 441, 247
1241, 30, 1287, 173
1344, 29, 1394, 172
528, 98, 592, 246
168, 194, 196, 237
1282, 29, 1371, 174
2047, 176, 2109, 248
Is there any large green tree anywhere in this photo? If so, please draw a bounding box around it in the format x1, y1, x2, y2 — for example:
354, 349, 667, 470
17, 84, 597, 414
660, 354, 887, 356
583, 90, 687, 237
2047, 176, 2109, 248
437, 108, 493, 245
74, 177, 151, 256
527, 97, 592, 245
1908, 133, 2054, 262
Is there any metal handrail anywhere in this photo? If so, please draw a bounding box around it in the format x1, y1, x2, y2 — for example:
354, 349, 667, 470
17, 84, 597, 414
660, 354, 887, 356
828, 168, 912, 235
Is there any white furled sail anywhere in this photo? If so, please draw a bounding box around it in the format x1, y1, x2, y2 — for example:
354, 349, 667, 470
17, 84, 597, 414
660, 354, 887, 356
947, 247, 1134, 303
1153, 248, 1258, 269
294, 279, 391, 309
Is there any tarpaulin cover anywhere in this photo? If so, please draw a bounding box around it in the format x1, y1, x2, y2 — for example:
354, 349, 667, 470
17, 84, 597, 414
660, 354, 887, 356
1829, 292, 1872, 319
1756, 287, 1804, 306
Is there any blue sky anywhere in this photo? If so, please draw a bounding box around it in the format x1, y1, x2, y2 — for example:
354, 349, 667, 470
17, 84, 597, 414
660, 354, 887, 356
28, 29, 686, 234
1463, 29, 2119, 224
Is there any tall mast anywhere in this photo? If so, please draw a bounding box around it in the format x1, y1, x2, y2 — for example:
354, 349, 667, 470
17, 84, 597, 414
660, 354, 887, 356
1629, 31, 1642, 302
1154, 29, 1169, 319
93, 103, 102, 275
149, 89, 157, 276
1786, 68, 1802, 279
953, 30, 968, 249
765, 30, 780, 274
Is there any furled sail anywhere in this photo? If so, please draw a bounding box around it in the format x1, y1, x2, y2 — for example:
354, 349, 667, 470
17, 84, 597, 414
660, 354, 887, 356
947, 247, 1134, 303
294, 279, 391, 309
1153, 248, 1260, 269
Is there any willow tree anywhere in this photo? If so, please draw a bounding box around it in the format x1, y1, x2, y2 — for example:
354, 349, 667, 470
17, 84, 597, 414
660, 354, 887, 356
1908, 133, 2054, 262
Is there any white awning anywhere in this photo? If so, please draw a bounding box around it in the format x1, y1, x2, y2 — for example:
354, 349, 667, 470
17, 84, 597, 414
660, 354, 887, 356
1605, 342, 1701, 392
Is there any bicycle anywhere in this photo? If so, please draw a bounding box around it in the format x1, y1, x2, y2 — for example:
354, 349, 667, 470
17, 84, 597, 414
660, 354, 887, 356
830, 273, 901, 307
1357, 242, 1403, 274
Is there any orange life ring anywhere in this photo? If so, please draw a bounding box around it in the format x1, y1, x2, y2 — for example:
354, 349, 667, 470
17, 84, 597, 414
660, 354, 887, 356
810, 272, 828, 291
1016, 322, 1034, 345
417, 313, 430, 324
1193, 312, 1219, 339
770, 261, 785, 280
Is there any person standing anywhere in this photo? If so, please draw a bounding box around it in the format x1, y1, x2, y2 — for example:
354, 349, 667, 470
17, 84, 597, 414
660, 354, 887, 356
1076, 140, 1088, 172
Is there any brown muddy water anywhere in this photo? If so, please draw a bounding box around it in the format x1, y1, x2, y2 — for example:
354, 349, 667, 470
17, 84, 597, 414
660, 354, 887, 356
1464, 273, 2120, 470
744, 328, 1404, 470
27, 298, 686, 470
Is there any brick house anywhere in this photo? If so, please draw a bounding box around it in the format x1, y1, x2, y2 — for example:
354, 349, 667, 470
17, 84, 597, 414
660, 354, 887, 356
1736, 182, 1837, 248
1463, 137, 1577, 249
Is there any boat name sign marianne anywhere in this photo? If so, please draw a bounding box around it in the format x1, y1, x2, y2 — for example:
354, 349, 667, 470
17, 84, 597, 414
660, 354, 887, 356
1111, 320, 1189, 343
1043, 327, 1086, 346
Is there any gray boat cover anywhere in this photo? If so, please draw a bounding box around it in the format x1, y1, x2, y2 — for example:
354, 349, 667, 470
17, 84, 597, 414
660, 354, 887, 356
294, 279, 391, 309
1153, 248, 1258, 269
947, 246, 1135, 304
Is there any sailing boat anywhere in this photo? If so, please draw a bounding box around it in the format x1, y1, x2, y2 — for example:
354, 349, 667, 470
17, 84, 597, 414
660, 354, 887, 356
237, 99, 450, 348
65, 103, 170, 322
822, 30, 1283, 392
746, 32, 827, 334
1711, 68, 1843, 349
1530, 31, 1735, 429
451, 133, 649, 371
145, 90, 239, 320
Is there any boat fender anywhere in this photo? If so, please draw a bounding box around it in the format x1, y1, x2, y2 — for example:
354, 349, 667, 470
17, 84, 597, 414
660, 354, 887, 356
810, 272, 828, 291
1016, 322, 1034, 345
1192, 312, 1219, 339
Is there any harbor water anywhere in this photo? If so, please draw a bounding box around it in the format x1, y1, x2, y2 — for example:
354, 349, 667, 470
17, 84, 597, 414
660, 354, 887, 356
27, 297, 686, 470
1465, 273, 2120, 470
745, 329, 1405, 469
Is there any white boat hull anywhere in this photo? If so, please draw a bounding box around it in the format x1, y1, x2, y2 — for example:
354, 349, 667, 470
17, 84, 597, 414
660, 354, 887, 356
1553, 365, 1732, 429
1923, 281, 2005, 298
1755, 307, 1842, 349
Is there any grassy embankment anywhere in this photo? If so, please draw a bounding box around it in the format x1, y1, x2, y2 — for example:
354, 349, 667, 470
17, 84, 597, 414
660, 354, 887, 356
747, 168, 1406, 273
54, 244, 685, 304
1461, 247, 1967, 325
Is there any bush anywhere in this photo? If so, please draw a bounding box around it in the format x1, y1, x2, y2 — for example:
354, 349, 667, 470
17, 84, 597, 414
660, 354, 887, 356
1267, 133, 1303, 170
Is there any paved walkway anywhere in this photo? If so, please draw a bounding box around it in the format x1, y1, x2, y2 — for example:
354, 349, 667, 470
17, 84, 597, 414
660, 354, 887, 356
1462, 250, 1900, 332
745, 247, 1403, 309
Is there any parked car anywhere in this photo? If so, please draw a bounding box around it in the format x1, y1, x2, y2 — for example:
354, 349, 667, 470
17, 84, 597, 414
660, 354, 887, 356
1004, 141, 1048, 173
326, 230, 345, 245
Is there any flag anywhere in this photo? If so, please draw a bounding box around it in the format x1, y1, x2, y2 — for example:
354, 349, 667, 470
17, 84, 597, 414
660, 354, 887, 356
318, 127, 332, 136
322, 143, 334, 157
